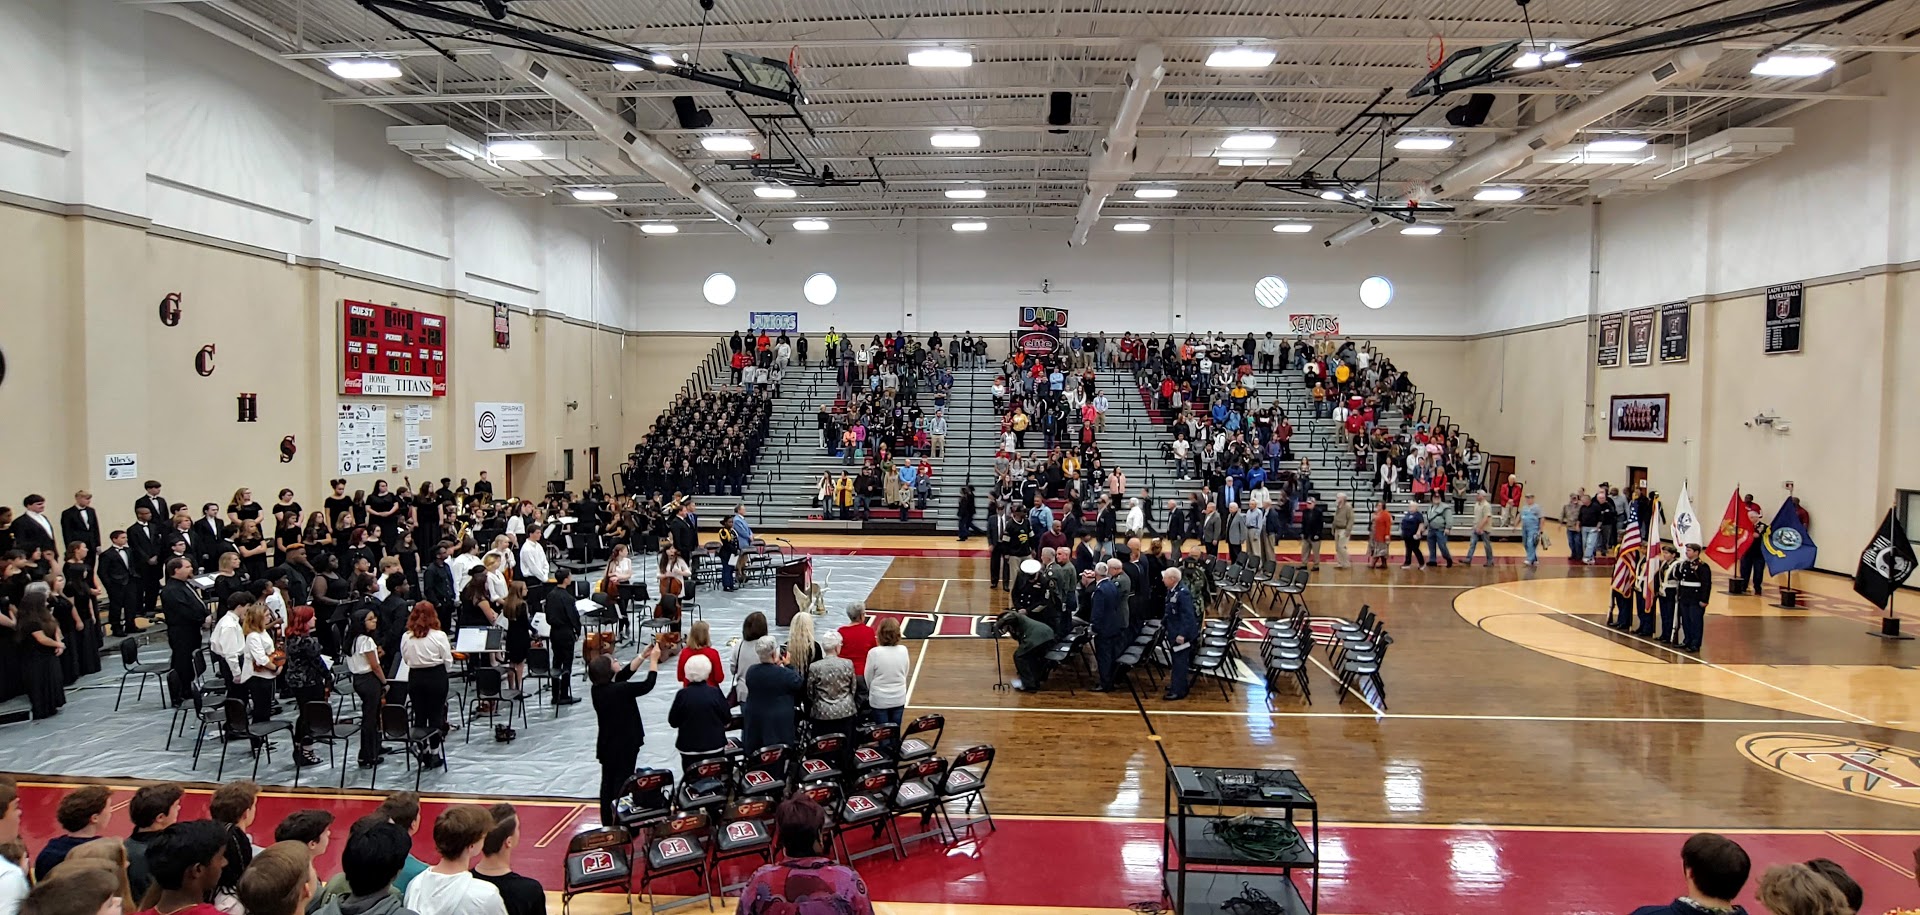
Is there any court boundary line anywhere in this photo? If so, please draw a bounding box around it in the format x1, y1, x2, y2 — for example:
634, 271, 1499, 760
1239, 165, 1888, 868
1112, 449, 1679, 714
1825, 831, 1918, 878
883, 576, 1470, 590
902, 703, 1843, 724
532, 804, 586, 849
905, 639, 932, 708
1487, 584, 1878, 724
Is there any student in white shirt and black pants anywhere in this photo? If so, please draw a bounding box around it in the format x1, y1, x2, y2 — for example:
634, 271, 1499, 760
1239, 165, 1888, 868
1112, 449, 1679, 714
517, 528, 551, 606
347, 608, 388, 767
401, 601, 454, 744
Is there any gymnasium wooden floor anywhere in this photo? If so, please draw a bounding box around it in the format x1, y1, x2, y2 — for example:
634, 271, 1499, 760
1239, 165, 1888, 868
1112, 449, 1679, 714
14, 526, 1920, 913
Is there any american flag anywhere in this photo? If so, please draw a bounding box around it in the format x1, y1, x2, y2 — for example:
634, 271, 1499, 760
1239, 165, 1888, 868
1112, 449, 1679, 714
1612, 503, 1645, 596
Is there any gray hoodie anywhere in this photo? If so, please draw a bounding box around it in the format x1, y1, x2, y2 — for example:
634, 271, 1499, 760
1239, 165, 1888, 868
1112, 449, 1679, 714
313, 888, 417, 915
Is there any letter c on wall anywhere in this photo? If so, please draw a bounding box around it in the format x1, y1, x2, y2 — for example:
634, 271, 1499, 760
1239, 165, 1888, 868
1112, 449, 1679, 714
195, 344, 216, 377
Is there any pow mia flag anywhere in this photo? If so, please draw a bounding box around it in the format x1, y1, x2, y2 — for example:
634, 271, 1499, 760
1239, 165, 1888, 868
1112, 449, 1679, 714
1854, 509, 1919, 611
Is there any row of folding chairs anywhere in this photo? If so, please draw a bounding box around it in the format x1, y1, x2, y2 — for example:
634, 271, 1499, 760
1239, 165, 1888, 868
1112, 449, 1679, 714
1328, 605, 1392, 708
1261, 606, 1315, 705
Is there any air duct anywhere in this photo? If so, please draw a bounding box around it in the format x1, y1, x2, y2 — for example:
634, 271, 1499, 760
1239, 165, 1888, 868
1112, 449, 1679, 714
1068, 45, 1165, 247
1323, 43, 1722, 247
493, 50, 772, 245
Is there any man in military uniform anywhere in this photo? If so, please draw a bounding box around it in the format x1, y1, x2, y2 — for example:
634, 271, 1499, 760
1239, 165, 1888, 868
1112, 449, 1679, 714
1676, 542, 1713, 652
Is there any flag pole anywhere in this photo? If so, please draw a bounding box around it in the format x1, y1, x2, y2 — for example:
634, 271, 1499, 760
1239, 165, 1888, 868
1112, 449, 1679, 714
1866, 503, 1915, 640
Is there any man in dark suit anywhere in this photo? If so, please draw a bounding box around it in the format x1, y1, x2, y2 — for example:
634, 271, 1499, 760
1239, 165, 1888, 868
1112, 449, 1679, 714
189, 504, 225, 569
544, 568, 583, 704
127, 506, 163, 617
1161, 566, 1199, 701
591, 645, 660, 825
377, 575, 413, 676
668, 500, 700, 600
1089, 567, 1125, 692
10, 494, 57, 569
101, 528, 139, 636
60, 491, 101, 567
135, 481, 169, 529
421, 541, 456, 626
160, 558, 207, 703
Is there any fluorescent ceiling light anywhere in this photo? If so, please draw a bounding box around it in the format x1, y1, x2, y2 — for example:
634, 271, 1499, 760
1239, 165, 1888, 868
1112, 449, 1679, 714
1319, 189, 1345, 201
701, 136, 756, 152
1473, 187, 1526, 202
908, 48, 973, 68
1206, 47, 1277, 68
792, 219, 830, 232
1542, 49, 1568, 64
1513, 51, 1543, 68
1587, 138, 1648, 153
754, 185, 798, 199
570, 188, 619, 202
487, 141, 551, 160
1394, 136, 1454, 151
931, 132, 982, 148
328, 58, 402, 80
1271, 223, 1314, 233
1113, 222, 1152, 232
1133, 187, 1179, 199
951, 221, 988, 232
1213, 157, 1290, 167
1400, 225, 1443, 236
1752, 53, 1836, 77
639, 223, 678, 235
612, 61, 644, 72
652, 54, 677, 68
1220, 133, 1278, 151
945, 188, 988, 200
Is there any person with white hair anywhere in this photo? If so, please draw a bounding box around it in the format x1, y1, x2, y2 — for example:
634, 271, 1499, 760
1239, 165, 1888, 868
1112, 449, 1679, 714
1124, 498, 1145, 538
742, 637, 804, 751
1161, 567, 1198, 701
668, 652, 731, 775
807, 629, 858, 737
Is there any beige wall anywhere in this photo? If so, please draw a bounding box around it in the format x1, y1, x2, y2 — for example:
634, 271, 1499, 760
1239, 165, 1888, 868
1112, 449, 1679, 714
0, 202, 710, 518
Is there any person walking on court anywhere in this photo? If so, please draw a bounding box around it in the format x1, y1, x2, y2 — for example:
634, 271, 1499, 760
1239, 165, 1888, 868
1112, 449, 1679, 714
1519, 495, 1543, 567
1330, 494, 1354, 569
1089, 567, 1124, 692
1675, 542, 1713, 652
1298, 497, 1325, 571
1424, 494, 1455, 568
1463, 491, 1496, 568
1160, 567, 1198, 701
1398, 502, 1426, 570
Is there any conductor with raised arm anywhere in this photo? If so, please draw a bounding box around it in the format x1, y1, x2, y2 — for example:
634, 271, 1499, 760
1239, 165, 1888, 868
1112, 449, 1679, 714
591, 643, 660, 826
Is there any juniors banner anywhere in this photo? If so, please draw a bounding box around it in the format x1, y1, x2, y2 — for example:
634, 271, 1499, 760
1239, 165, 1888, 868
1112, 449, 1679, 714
1288, 314, 1340, 336
748, 312, 799, 333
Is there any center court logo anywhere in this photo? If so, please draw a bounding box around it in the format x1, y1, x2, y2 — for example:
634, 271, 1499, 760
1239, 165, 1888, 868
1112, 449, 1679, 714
1737, 732, 1920, 808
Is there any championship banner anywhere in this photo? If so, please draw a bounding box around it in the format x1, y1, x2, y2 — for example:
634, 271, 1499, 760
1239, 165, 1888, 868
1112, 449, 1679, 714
1597, 313, 1623, 367
1626, 308, 1655, 366
1659, 301, 1690, 363
1853, 509, 1917, 611
748, 312, 799, 333
1287, 314, 1341, 336
1765, 282, 1804, 354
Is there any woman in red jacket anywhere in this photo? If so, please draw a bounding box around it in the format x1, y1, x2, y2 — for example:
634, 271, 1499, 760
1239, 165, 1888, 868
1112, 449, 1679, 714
675, 619, 725, 691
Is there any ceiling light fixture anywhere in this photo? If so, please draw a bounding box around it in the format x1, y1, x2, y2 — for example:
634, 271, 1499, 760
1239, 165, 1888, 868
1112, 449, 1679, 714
1473, 187, 1526, 202
1542, 48, 1568, 64
1752, 53, 1837, 77
640, 223, 679, 235
1206, 47, 1277, 68
700, 136, 756, 153
1113, 222, 1152, 232
1272, 223, 1314, 233
1400, 225, 1443, 236
328, 57, 402, 80
1133, 187, 1179, 199
486, 141, 551, 160
930, 132, 982, 148
908, 48, 974, 68
793, 219, 830, 232
1394, 136, 1455, 151
612, 61, 644, 72
1513, 50, 1544, 68
1587, 138, 1648, 153
944, 188, 988, 200
1220, 133, 1278, 151
754, 185, 797, 199
570, 188, 619, 202
652, 53, 678, 68
951, 221, 988, 232
1319, 189, 1345, 201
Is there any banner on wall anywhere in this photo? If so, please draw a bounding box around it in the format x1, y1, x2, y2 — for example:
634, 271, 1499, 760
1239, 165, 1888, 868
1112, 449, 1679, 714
104, 453, 138, 481
493, 302, 511, 349
1765, 282, 1804, 354
473, 402, 526, 452
749, 312, 799, 333
1287, 314, 1341, 336
1018, 306, 1070, 329
1596, 313, 1624, 367
1015, 329, 1059, 357
336, 403, 388, 475
1659, 301, 1691, 363
1626, 308, 1656, 366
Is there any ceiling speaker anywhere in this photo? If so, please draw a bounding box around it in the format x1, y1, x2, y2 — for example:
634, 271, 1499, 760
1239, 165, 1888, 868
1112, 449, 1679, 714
672, 96, 713, 131
1047, 91, 1072, 133
1445, 93, 1495, 128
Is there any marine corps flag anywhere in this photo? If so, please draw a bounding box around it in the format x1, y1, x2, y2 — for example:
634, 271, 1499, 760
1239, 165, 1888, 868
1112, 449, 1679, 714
1853, 510, 1917, 611
1762, 499, 1817, 576
1704, 488, 1754, 570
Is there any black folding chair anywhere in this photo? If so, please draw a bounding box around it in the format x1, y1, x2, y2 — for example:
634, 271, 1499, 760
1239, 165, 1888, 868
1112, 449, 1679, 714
295, 700, 360, 788
637, 812, 713, 913
933, 745, 997, 840
735, 744, 791, 799
675, 755, 731, 816
832, 770, 901, 862
711, 798, 776, 893
613, 769, 675, 837
215, 697, 290, 781
561, 827, 632, 915
115, 636, 171, 710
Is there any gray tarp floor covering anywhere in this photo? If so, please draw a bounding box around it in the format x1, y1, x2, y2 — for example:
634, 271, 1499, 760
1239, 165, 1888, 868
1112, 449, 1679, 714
0, 556, 894, 798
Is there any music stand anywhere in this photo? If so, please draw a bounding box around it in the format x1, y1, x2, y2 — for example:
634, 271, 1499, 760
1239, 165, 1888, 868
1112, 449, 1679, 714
991, 618, 1009, 692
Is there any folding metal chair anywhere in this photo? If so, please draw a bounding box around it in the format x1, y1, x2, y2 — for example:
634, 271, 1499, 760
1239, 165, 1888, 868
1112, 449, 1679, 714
832, 771, 902, 863
895, 714, 945, 765
735, 744, 791, 799
215, 697, 290, 781
561, 827, 632, 915
613, 769, 676, 837
933, 745, 997, 840
675, 755, 731, 815
711, 799, 775, 893
115, 636, 171, 710
637, 812, 713, 913
889, 757, 952, 854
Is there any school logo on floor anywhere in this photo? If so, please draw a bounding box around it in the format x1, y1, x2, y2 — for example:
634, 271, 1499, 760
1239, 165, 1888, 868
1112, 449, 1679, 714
1737, 732, 1920, 808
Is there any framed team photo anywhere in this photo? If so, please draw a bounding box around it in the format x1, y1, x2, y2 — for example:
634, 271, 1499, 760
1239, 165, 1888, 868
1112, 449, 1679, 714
1608, 394, 1670, 442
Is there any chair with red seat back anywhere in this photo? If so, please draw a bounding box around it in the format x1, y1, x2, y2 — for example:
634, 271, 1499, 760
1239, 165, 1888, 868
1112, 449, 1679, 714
638, 811, 714, 913
711, 798, 776, 893
895, 714, 945, 764
933, 745, 997, 840
834, 769, 903, 863
561, 826, 632, 915
736, 743, 791, 798
890, 756, 951, 853
798, 732, 848, 785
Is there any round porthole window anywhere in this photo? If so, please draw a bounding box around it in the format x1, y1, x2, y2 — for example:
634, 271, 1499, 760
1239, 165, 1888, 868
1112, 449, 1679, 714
702, 273, 737, 306
803, 273, 838, 306
1360, 275, 1394, 309
1254, 276, 1289, 309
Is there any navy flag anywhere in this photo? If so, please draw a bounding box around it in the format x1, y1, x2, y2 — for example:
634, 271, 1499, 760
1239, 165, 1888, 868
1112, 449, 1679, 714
1853, 509, 1918, 611
1762, 499, 1818, 576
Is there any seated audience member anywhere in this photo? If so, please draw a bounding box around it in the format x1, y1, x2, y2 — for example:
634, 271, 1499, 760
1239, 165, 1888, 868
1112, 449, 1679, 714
52, 840, 136, 913
34, 785, 110, 880
311, 819, 413, 915
125, 783, 185, 902
837, 603, 877, 676
863, 618, 910, 731
1757, 863, 1850, 915
668, 654, 730, 775
207, 780, 260, 907
404, 805, 503, 915
742, 637, 804, 752
20, 860, 121, 915
271, 810, 334, 878
1801, 859, 1862, 915
235, 842, 315, 915
1630, 832, 1752, 915
0, 776, 25, 915
807, 630, 858, 738
737, 796, 873, 915
130, 820, 229, 915
374, 792, 431, 895
470, 804, 544, 915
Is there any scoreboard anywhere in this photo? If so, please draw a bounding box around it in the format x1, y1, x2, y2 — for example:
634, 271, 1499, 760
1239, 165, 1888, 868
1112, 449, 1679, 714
340, 300, 447, 397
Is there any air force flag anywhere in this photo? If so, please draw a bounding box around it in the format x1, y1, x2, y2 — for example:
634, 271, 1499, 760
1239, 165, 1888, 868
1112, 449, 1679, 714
1762, 499, 1817, 576
1853, 509, 1918, 611
1671, 484, 1704, 547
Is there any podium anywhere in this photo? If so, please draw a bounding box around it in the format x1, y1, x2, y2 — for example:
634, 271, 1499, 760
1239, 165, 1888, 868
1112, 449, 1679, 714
776, 557, 813, 627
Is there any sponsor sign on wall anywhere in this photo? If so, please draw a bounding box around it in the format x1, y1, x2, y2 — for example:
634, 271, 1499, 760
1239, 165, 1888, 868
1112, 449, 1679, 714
473, 402, 526, 452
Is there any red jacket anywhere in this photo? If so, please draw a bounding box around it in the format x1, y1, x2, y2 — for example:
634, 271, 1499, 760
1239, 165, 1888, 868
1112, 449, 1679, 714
838, 623, 878, 676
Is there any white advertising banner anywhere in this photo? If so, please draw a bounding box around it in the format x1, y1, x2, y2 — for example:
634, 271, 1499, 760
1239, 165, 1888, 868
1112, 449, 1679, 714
474, 402, 526, 451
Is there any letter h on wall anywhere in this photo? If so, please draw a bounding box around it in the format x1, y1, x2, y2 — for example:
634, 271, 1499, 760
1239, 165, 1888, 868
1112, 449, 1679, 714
236, 393, 259, 423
